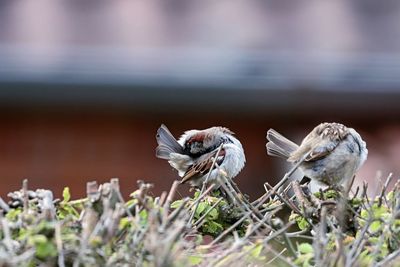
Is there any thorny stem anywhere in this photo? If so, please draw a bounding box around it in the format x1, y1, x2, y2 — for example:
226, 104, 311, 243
264, 244, 298, 267
219, 177, 272, 232
164, 180, 180, 215
257, 151, 310, 209
0, 197, 10, 212
210, 159, 308, 246
209, 208, 252, 245
162, 180, 180, 228
0, 165, 398, 266
376, 249, 400, 267
345, 184, 379, 267
265, 248, 287, 266
111, 178, 134, 219
378, 173, 393, 207
22, 179, 29, 213
1, 218, 15, 256
166, 198, 190, 226
55, 222, 66, 267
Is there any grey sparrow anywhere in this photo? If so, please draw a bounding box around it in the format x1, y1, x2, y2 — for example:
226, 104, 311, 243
266, 122, 368, 187
156, 124, 246, 187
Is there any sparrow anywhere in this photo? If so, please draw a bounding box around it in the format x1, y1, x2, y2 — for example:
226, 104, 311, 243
266, 122, 368, 187
155, 124, 246, 187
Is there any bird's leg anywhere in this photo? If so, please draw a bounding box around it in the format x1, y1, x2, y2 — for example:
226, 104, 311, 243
299, 176, 311, 186
217, 187, 228, 199
217, 183, 236, 204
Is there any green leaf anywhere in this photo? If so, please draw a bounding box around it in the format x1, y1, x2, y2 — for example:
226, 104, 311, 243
210, 190, 221, 197
241, 243, 266, 261
28, 234, 48, 246
369, 221, 382, 233
194, 191, 201, 199
188, 255, 202, 265
119, 217, 131, 230
298, 243, 313, 254
313, 191, 322, 198
393, 219, 400, 230
35, 242, 58, 259
360, 209, 369, 220
249, 243, 263, 258
371, 204, 389, 218
387, 191, 394, 201
171, 200, 184, 209
139, 209, 148, 221
297, 217, 310, 231
289, 213, 310, 230
89, 236, 103, 247
204, 221, 223, 235
359, 250, 373, 266
129, 189, 140, 198
351, 197, 362, 206
27, 234, 58, 259
323, 190, 339, 199
5, 208, 21, 221
125, 198, 138, 208
207, 208, 218, 220
294, 254, 313, 267
57, 204, 80, 220
62, 187, 71, 202
195, 202, 207, 216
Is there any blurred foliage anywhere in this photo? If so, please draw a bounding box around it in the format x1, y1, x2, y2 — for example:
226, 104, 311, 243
0, 176, 399, 266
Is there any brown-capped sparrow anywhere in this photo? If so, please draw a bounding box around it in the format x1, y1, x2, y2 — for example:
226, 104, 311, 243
266, 122, 368, 188
156, 124, 246, 187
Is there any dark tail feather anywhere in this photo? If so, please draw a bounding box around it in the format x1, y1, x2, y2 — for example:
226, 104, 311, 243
266, 142, 292, 159
156, 124, 184, 159
266, 129, 299, 159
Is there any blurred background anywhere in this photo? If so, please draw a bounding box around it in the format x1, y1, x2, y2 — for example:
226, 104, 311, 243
0, 0, 399, 199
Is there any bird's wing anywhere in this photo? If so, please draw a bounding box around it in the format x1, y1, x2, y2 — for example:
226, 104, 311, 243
288, 132, 340, 162
304, 139, 340, 162
180, 149, 225, 184
289, 123, 349, 163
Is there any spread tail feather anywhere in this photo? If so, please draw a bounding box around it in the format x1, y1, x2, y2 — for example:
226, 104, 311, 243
266, 129, 299, 159
156, 124, 184, 159
156, 145, 177, 159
